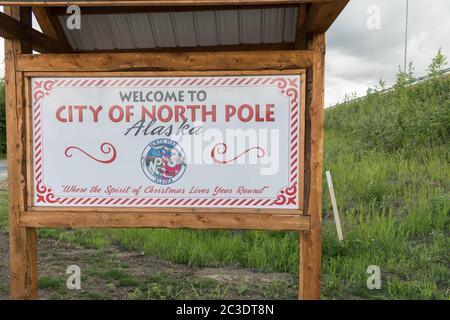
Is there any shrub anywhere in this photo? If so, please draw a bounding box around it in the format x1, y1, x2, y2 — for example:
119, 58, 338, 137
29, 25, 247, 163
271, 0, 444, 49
326, 53, 450, 154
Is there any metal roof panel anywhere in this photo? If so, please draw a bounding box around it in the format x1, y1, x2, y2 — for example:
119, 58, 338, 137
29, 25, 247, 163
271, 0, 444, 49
59, 7, 298, 51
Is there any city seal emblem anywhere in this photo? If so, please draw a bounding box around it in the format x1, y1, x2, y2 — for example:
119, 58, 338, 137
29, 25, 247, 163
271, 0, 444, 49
141, 138, 187, 185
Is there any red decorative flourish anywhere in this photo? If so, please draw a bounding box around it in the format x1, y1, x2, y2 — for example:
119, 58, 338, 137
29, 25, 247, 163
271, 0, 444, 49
272, 184, 297, 206
65, 142, 117, 164
35, 181, 58, 204
33, 90, 45, 103
34, 80, 57, 100
211, 143, 266, 164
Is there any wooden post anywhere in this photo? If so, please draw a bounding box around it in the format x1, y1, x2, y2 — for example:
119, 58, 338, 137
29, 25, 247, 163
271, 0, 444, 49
4, 6, 38, 300
299, 32, 325, 300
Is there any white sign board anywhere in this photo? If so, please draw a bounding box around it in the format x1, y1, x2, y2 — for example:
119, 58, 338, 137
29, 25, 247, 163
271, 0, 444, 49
31, 75, 302, 209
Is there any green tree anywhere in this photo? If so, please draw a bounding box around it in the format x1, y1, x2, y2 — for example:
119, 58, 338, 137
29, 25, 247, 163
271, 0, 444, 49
428, 48, 448, 78
405, 62, 416, 83
395, 62, 416, 88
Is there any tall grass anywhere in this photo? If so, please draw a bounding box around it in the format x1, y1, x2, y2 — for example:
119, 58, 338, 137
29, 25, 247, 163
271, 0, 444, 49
325, 76, 450, 153
320, 68, 449, 299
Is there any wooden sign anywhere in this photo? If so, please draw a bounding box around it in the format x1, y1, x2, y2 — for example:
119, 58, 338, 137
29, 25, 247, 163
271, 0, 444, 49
31, 74, 304, 210
2, 1, 346, 301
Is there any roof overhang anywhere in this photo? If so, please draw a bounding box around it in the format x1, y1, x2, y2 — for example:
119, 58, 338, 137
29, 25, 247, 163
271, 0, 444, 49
0, 0, 349, 53
2, 1, 334, 6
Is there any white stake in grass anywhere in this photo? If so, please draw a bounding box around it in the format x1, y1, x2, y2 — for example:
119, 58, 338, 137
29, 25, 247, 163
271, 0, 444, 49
326, 171, 344, 241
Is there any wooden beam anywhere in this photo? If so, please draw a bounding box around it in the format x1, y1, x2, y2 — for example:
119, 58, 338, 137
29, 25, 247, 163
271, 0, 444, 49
294, 3, 308, 49
4, 6, 38, 300
0, 11, 71, 53
32, 6, 71, 48
305, 0, 349, 33
48, 2, 332, 15
20, 212, 311, 231
2, 1, 333, 7
299, 32, 325, 300
49, 3, 313, 15
75, 43, 294, 53
16, 50, 315, 72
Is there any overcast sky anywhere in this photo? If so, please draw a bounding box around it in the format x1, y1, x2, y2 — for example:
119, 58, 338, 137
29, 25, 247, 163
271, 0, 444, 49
326, 0, 450, 106
1, 1, 449, 106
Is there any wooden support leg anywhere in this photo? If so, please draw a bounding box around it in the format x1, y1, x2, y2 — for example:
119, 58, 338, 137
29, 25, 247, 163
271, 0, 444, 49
8, 226, 38, 299
299, 32, 325, 300
299, 229, 322, 299
4, 6, 38, 300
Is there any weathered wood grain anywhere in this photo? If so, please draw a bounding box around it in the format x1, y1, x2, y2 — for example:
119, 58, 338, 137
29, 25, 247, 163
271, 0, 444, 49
20, 211, 310, 231
306, 0, 349, 33
32, 6, 71, 49
299, 32, 325, 300
17, 50, 315, 72
4, 6, 38, 300
0, 11, 71, 53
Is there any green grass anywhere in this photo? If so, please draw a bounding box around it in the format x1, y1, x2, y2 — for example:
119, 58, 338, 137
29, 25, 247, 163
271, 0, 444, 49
128, 273, 229, 300
38, 276, 64, 290
0, 61, 449, 299
96, 267, 138, 287
79, 291, 108, 300
38, 228, 300, 274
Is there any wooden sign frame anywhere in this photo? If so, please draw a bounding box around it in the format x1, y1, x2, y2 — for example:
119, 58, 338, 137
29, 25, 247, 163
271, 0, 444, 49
23, 70, 307, 230
4, 5, 326, 300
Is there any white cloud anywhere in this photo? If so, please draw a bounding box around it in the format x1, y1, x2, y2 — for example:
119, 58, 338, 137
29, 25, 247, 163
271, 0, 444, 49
326, 0, 450, 106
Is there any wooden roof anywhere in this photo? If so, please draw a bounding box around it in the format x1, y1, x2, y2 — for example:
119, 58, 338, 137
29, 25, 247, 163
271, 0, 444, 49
3, 1, 341, 6
0, 0, 349, 53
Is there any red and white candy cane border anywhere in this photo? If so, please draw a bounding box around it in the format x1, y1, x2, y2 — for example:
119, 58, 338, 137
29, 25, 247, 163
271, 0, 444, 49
32, 75, 301, 208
